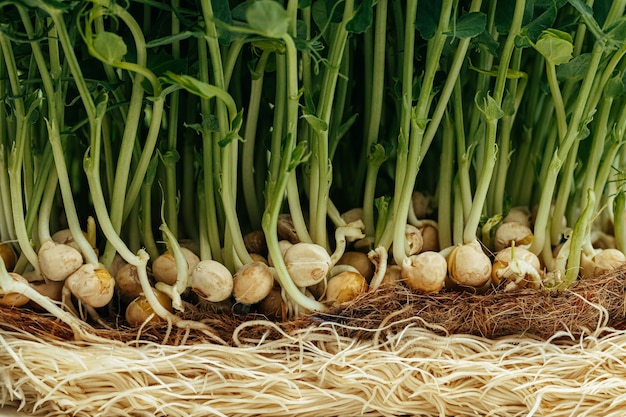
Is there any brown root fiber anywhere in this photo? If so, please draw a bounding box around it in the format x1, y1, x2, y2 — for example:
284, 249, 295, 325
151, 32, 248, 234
2, 267, 626, 345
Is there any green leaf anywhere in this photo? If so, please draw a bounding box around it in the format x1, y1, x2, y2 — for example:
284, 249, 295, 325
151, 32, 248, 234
605, 75, 626, 99
476, 93, 504, 122
231, 109, 244, 133
288, 141, 310, 171
162, 72, 218, 99
556, 52, 591, 81
218, 131, 242, 148
346, 0, 374, 34
203, 114, 220, 132
502, 91, 515, 117
368, 142, 392, 166
335, 113, 359, 142
415, 1, 441, 40
246, 0, 290, 37
593, 0, 612, 27
161, 149, 181, 165
568, 0, 604, 40
301, 114, 328, 133
471, 31, 500, 56
325, 0, 345, 23
301, 88, 317, 115
494, 1, 519, 34
92, 31, 127, 64
515, 2, 560, 48
568, 0, 594, 18
447, 12, 486, 39
183, 115, 219, 135
213, 0, 233, 44
534, 29, 573, 65
468, 62, 528, 79
94, 91, 108, 119
605, 16, 626, 46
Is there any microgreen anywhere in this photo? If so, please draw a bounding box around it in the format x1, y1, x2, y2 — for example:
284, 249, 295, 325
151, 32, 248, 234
2, 0, 626, 324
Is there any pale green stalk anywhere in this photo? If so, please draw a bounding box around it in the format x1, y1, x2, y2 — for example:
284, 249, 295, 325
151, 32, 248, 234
361, 0, 388, 238
309, 0, 355, 249
242, 50, 270, 229
388, 0, 417, 252
2, 27, 38, 271
579, 96, 614, 209
529, 41, 607, 254
0, 145, 12, 242
200, 0, 252, 268
615, 191, 626, 254
164, 0, 181, 237
559, 189, 595, 289
489, 48, 526, 215
84, 2, 160, 266
550, 141, 578, 244
262, 136, 325, 313
392, 0, 453, 264
463, 0, 526, 244
438, 114, 454, 250
281, 31, 312, 244
197, 40, 221, 262
37, 169, 59, 244
140, 162, 160, 261
452, 178, 465, 246
453, 78, 473, 222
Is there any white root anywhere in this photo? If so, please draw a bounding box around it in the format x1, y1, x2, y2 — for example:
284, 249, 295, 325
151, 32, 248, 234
368, 246, 388, 290
330, 220, 366, 267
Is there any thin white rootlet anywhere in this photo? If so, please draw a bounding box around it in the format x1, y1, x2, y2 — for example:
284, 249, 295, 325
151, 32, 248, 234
1, 323, 626, 417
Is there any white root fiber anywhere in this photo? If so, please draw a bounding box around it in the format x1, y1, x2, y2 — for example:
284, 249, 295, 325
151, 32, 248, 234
2, 322, 626, 416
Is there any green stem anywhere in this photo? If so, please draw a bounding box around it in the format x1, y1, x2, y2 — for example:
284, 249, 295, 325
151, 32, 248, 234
550, 140, 579, 244
560, 189, 595, 289
363, 157, 384, 238
181, 131, 198, 241
529, 41, 606, 254
452, 178, 464, 246
463, 0, 526, 244
197, 39, 221, 262
262, 137, 326, 313
119, 97, 166, 223
581, 96, 614, 210
438, 114, 455, 250
163, 0, 181, 238
614, 191, 626, 254
242, 50, 270, 229
453, 78, 473, 222
309, 0, 355, 249
489, 49, 526, 215
280, 34, 312, 244
392, 0, 417, 219
392, 0, 453, 264
0, 28, 38, 271
0, 144, 12, 242
360, 0, 388, 238
202, 0, 251, 268
140, 173, 159, 261
90, 4, 155, 266
545, 62, 568, 141
47, 120, 99, 265
37, 168, 59, 243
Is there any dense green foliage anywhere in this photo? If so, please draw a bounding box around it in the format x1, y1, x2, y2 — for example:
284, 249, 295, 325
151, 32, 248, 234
1, 0, 626, 316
